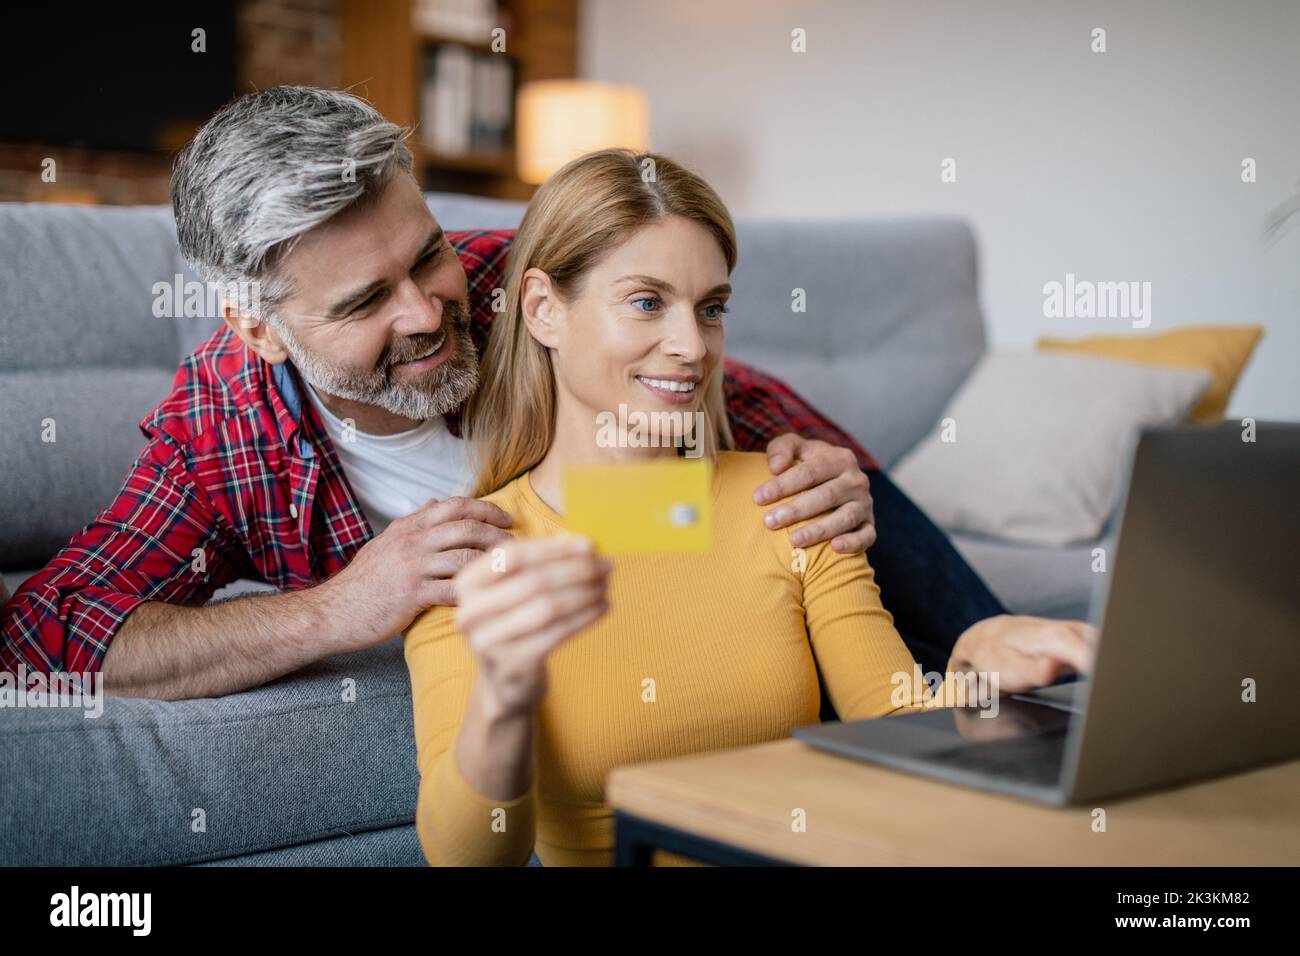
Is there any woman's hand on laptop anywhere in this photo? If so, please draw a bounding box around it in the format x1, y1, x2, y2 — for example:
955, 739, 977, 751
753, 434, 875, 553
948, 615, 1099, 694
454, 536, 612, 718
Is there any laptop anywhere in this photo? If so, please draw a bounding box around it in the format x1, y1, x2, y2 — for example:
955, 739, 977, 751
793, 422, 1300, 805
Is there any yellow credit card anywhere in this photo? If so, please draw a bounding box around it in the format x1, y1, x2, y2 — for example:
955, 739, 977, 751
563, 459, 713, 554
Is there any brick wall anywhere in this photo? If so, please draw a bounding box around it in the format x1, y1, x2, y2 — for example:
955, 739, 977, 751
238, 0, 339, 91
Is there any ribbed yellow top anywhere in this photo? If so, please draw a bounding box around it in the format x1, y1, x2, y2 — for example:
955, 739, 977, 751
402, 451, 933, 866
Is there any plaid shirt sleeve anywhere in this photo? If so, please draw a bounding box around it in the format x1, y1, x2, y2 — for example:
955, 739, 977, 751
722, 357, 879, 472
1, 432, 247, 675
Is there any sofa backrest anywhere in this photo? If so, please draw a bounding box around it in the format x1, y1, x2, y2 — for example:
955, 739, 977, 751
0, 194, 984, 571
725, 217, 986, 468
0, 203, 190, 569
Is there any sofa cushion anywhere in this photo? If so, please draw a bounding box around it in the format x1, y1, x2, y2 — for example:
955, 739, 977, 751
0, 638, 418, 866
1037, 324, 1264, 423
194, 823, 426, 867
723, 218, 986, 468
949, 532, 1098, 621
0, 203, 188, 374
0, 368, 174, 568
892, 352, 1210, 546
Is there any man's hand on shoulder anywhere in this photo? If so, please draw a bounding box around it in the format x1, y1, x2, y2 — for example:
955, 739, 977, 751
321, 496, 514, 643
751, 433, 876, 553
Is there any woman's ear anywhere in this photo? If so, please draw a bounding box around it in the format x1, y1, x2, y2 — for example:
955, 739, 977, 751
520, 267, 563, 349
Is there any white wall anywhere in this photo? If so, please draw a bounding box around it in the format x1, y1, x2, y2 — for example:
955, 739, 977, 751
580, 0, 1300, 420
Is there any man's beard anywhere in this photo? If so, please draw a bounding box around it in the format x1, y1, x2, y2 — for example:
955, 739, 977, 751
271, 300, 479, 421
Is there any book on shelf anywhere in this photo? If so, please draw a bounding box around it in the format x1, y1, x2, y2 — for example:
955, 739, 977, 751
413, 0, 500, 45
420, 44, 513, 159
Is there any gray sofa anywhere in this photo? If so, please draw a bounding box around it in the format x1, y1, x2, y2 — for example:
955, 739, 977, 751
0, 193, 1093, 866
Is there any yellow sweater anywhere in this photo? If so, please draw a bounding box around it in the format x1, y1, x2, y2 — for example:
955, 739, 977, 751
403, 451, 936, 866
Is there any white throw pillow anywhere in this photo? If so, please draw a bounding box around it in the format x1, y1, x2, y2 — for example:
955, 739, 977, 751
891, 352, 1211, 546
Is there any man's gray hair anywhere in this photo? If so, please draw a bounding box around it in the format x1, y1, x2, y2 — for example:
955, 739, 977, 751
172, 85, 415, 319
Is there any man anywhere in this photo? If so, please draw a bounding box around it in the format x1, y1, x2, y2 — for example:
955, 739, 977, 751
0, 87, 1091, 700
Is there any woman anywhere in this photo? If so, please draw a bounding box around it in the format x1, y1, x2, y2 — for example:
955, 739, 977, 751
403, 149, 1089, 866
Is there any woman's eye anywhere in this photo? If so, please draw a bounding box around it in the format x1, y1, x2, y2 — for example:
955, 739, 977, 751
632, 296, 660, 313
701, 303, 730, 321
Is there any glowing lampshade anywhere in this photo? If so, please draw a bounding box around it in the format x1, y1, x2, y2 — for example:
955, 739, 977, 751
516, 80, 650, 184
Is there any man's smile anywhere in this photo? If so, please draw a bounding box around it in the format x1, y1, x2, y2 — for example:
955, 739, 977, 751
390, 329, 451, 373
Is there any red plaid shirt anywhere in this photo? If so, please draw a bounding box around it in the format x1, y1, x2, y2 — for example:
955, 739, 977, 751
1, 229, 876, 675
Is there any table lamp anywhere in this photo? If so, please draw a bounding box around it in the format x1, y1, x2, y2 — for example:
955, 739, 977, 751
516, 80, 649, 185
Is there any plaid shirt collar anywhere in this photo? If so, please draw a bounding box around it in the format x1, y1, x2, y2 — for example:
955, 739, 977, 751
269, 358, 317, 461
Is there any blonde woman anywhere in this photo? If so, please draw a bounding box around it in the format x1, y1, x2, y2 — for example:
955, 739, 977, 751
402, 150, 1093, 866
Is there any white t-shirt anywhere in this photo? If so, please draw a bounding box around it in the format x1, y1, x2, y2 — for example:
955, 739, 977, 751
304, 385, 474, 535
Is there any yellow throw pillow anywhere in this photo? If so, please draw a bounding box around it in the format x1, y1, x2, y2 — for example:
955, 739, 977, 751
1037, 325, 1263, 422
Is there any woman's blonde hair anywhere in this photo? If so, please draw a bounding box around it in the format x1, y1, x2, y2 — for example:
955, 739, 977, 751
466, 148, 737, 497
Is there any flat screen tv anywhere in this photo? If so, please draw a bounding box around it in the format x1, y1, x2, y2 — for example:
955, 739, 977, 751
1, 1, 239, 153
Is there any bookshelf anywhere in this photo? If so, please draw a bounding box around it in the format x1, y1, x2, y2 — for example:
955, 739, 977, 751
340, 0, 578, 200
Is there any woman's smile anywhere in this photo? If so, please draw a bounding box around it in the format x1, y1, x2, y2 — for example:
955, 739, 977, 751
634, 373, 700, 405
